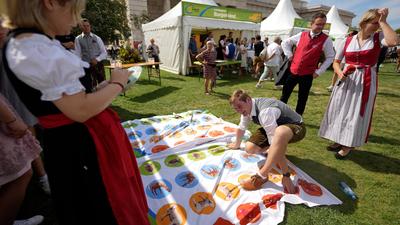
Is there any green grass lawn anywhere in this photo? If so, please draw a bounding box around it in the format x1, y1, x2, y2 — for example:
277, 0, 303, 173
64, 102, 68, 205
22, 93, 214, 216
112, 63, 400, 225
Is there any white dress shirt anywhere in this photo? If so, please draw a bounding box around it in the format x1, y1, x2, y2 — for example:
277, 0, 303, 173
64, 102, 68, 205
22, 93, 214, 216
238, 99, 281, 145
74, 32, 107, 62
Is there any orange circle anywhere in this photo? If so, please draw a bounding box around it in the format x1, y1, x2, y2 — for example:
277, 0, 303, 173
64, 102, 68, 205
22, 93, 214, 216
171, 132, 183, 139
189, 192, 216, 215
223, 126, 236, 133
209, 130, 224, 137
184, 128, 197, 135
150, 135, 163, 143
197, 125, 211, 130
156, 203, 187, 225
174, 140, 186, 146
152, 145, 169, 153
237, 174, 252, 184
215, 182, 241, 201
236, 203, 261, 224
262, 193, 283, 209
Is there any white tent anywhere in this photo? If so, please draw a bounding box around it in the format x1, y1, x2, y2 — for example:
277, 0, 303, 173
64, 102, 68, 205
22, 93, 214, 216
327, 5, 349, 40
260, 0, 302, 40
142, 0, 260, 75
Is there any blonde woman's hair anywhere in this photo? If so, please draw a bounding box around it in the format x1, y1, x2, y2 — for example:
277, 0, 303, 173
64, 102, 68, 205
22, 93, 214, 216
229, 89, 251, 105
359, 9, 379, 29
2, 0, 86, 31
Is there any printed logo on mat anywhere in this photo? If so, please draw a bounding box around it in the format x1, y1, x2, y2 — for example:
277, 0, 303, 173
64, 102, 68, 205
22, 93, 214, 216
156, 203, 187, 225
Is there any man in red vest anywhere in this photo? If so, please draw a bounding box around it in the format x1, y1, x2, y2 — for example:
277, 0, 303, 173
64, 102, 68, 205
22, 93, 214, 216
280, 13, 334, 115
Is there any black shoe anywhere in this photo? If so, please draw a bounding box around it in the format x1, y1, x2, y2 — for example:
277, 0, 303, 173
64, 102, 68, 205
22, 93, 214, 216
335, 150, 351, 160
327, 144, 342, 152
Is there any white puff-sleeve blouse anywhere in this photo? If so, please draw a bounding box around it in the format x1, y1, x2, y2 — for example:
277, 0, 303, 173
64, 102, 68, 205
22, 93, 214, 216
6, 34, 90, 101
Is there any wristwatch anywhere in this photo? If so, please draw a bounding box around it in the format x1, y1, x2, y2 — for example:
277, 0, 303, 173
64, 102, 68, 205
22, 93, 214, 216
282, 172, 291, 178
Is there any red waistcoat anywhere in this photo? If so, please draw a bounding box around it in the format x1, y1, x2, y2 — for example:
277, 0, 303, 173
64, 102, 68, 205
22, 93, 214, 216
290, 31, 328, 76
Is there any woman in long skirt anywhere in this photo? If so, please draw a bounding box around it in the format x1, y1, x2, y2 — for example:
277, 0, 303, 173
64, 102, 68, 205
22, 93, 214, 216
319, 8, 399, 159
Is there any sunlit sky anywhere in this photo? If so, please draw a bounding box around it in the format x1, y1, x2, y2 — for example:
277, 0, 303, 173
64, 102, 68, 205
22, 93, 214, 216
307, 0, 400, 29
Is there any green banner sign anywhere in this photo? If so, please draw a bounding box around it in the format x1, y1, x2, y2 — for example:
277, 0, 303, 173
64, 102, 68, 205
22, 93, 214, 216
294, 18, 331, 30
182, 2, 262, 23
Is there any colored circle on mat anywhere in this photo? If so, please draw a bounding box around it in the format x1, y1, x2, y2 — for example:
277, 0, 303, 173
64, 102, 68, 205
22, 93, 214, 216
239, 152, 260, 163
164, 154, 185, 167
209, 130, 224, 137
187, 150, 206, 161
152, 145, 169, 153
236, 203, 261, 224
145, 127, 158, 135
237, 174, 252, 184
223, 126, 236, 133
200, 165, 220, 179
222, 157, 241, 171
197, 125, 211, 130
156, 203, 187, 225
175, 171, 198, 188
130, 140, 145, 149
128, 130, 142, 141
215, 182, 240, 201
145, 179, 172, 199
122, 121, 138, 128
189, 192, 216, 215
140, 119, 152, 125
174, 140, 186, 146
208, 145, 225, 156
139, 160, 161, 175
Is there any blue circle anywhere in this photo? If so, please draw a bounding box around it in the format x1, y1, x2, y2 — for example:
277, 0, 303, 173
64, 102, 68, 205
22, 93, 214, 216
223, 157, 241, 171
145, 179, 172, 199
175, 171, 199, 188
145, 127, 158, 135
200, 165, 220, 180
128, 130, 142, 141
239, 153, 260, 163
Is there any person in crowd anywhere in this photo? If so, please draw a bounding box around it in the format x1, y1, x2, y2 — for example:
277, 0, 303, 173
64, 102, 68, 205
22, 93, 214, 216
216, 35, 227, 76
189, 33, 198, 63
146, 38, 160, 69
2, 0, 150, 225
263, 37, 269, 47
253, 35, 265, 77
248, 37, 255, 50
0, 94, 43, 225
75, 18, 107, 93
239, 39, 248, 76
256, 36, 283, 89
196, 41, 217, 95
225, 38, 236, 60
228, 89, 305, 193
0, 18, 51, 196
319, 8, 399, 159
280, 13, 335, 115
205, 31, 215, 45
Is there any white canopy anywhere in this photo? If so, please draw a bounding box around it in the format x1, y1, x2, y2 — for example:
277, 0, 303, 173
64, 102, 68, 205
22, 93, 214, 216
260, 0, 302, 40
142, 0, 260, 75
327, 5, 349, 40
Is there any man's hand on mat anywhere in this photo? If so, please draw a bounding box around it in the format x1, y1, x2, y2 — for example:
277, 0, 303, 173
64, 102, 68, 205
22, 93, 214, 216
227, 142, 240, 149
282, 177, 296, 194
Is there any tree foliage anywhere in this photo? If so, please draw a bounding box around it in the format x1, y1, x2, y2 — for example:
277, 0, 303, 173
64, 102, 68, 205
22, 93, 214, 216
81, 0, 130, 43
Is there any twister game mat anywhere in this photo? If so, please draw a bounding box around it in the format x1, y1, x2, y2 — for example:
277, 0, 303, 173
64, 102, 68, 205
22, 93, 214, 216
122, 110, 342, 225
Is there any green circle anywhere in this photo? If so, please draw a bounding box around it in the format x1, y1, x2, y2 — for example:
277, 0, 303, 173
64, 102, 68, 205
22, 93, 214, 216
187, 150, 206, 161
123, 121, 138, 128
133, 149, 145, 158
140, 119, 152, 125
164, 154, 185, 167
139, 160, 161, 175
208, 145, 226, 156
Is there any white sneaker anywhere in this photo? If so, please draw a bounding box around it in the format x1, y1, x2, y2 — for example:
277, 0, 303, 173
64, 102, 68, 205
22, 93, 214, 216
14, 215, 44, 225
232, 71, 238, 74
255, 83, 262, 88
326, 85, 333, 92
38, 175, 51, 195
274, 85, 283, 90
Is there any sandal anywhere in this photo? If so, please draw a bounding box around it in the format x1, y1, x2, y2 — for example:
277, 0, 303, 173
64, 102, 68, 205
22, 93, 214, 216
327, 143, 342, 152
240, 174, 268, 191
335, 147, 353, 160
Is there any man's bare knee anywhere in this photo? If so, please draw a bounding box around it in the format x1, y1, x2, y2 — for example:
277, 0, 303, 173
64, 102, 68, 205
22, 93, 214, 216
245, 142, 262, 154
